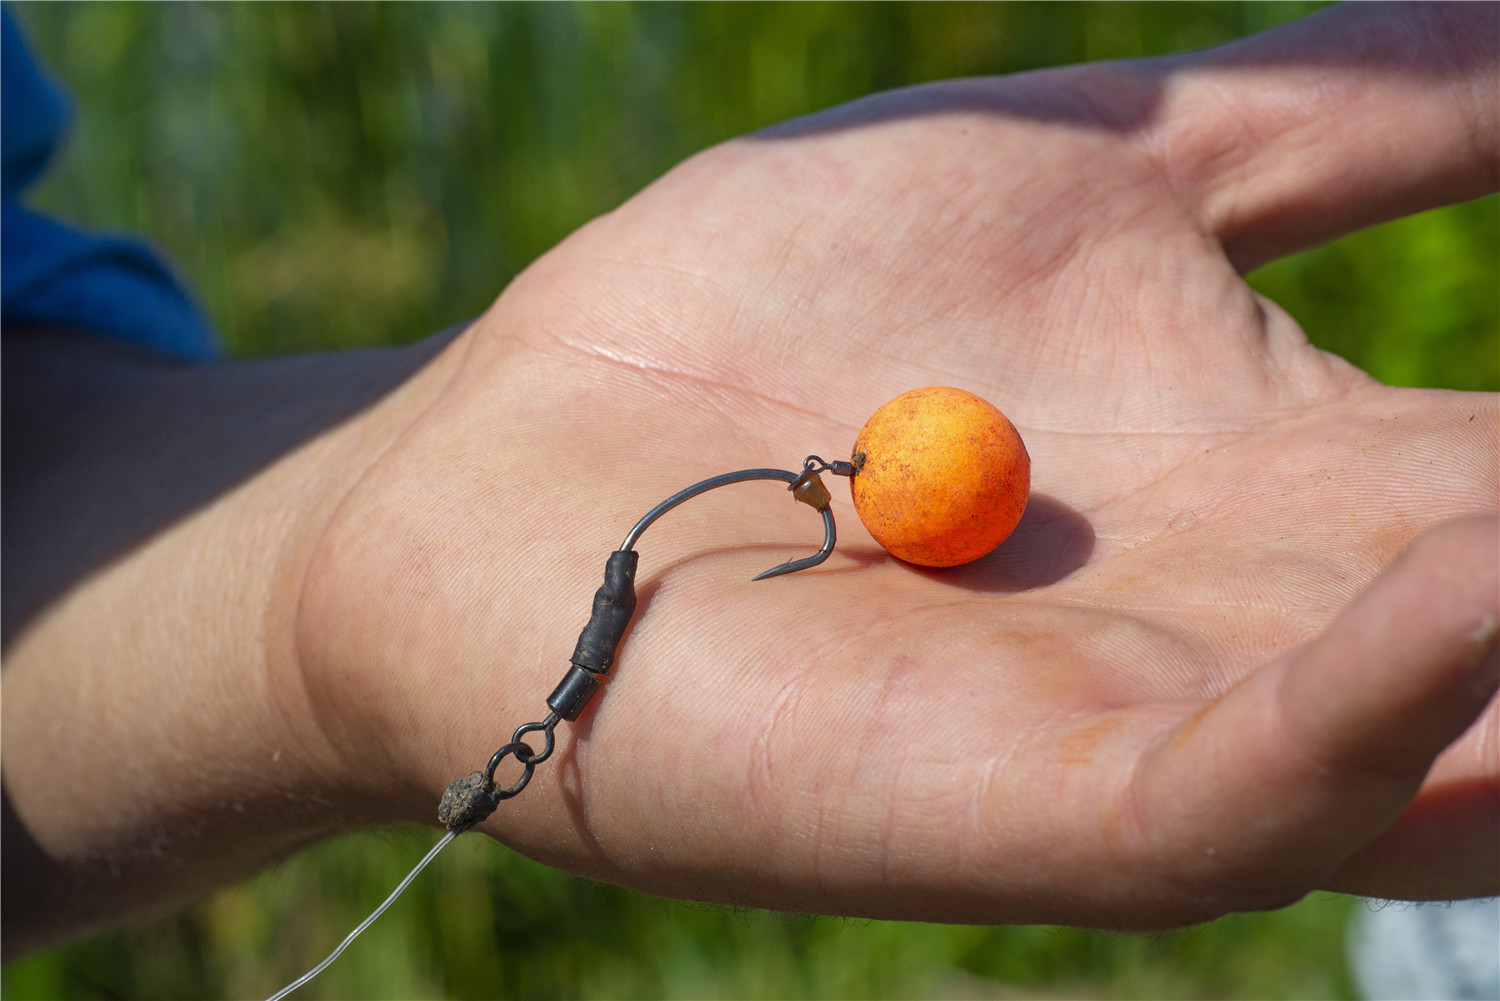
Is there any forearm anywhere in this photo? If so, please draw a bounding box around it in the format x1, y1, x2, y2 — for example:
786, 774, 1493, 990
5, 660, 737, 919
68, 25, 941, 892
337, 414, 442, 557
0, 327, 462, 956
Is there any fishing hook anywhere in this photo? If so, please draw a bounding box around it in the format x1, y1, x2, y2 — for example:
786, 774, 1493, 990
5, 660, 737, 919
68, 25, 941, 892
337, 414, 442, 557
621, 456, 849, 580
534, 454, 854, 729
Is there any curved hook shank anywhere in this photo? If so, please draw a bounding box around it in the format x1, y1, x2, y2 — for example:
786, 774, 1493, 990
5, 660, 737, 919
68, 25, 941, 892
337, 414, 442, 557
619, 467, 837, 580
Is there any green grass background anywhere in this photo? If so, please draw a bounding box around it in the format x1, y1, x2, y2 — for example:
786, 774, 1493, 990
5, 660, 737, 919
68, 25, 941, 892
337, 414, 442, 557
4, 2, 1495, 999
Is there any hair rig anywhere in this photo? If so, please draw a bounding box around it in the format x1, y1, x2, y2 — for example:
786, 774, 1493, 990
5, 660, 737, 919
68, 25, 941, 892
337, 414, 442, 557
435, 454, 851, 835
269, 386, 1030, 1001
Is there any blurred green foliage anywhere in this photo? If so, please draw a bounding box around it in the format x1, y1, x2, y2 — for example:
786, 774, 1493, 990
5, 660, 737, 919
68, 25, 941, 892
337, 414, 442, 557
12, 0, 1493, 385
4, 1, 1494, 999
5, 822, 1358, 1001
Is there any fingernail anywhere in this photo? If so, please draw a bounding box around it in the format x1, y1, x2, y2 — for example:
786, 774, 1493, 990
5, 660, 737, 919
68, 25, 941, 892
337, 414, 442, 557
1466, 615, 1500, 697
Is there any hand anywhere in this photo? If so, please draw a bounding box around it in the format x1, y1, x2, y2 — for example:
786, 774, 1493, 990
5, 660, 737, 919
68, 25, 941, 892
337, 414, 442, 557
295, 3, 1498, 926
8, 4, 1492, 950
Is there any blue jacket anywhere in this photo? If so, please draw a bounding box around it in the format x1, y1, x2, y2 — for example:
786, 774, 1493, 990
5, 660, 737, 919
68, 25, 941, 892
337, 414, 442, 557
1, 6, 217, 360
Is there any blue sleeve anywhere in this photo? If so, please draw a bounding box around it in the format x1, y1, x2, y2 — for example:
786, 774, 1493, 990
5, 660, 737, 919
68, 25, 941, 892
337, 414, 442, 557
1, 7, 219, 361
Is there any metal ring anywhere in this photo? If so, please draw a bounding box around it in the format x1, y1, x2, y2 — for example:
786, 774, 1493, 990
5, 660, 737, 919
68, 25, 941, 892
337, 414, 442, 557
485, 739, 538, 800
496, 759, 536, 800
485, 740, 531, 781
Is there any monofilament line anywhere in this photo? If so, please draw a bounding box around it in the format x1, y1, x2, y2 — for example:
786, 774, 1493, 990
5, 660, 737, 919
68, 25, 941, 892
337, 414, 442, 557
265, 828, 461, 1001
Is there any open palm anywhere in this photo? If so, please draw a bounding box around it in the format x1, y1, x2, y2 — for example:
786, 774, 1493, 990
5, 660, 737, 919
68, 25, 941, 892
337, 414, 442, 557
299, 7, 1498, 928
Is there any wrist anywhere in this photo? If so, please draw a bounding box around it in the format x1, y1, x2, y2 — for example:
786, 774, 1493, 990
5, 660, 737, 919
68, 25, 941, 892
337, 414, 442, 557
0, 328, 464, 952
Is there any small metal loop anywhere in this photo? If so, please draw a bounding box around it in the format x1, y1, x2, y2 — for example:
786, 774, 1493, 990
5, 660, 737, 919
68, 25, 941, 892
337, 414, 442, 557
801, 454, 855, 479
802, 454, 830, 474
512, 717, 557, 766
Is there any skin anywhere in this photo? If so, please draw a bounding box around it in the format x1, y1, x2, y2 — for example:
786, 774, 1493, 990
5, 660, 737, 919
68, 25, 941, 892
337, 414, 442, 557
3, 1, 1497, 958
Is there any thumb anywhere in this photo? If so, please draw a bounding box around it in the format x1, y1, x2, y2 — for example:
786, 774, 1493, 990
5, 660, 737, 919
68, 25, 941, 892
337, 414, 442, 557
1134, 514, 1499, 915
1281, 514, 1499, 782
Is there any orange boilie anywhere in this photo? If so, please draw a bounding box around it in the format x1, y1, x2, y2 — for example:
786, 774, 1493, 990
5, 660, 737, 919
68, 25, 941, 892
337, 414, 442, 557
849, 386, 1030, 567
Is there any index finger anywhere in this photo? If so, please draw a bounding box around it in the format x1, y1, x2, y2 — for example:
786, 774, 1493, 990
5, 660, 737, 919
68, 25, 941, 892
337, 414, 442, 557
1152, 2, 1498, 273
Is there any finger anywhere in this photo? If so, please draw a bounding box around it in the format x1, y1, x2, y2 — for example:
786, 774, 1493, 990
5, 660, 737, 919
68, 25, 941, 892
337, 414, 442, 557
1322, 711, 1500, 902
1132, 514, 1499, 916
1156, 2, 1498, 271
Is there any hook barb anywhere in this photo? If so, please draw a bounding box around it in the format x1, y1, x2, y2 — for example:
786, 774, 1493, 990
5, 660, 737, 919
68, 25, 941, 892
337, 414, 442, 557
751, 505, 835, 580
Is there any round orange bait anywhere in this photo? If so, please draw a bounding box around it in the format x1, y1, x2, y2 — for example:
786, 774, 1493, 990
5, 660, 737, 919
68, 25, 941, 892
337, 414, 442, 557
849, 386, 1029, 567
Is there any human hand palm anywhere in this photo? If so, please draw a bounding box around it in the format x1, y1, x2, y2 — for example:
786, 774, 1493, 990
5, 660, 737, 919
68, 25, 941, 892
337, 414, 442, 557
301, 60, 1497, 926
